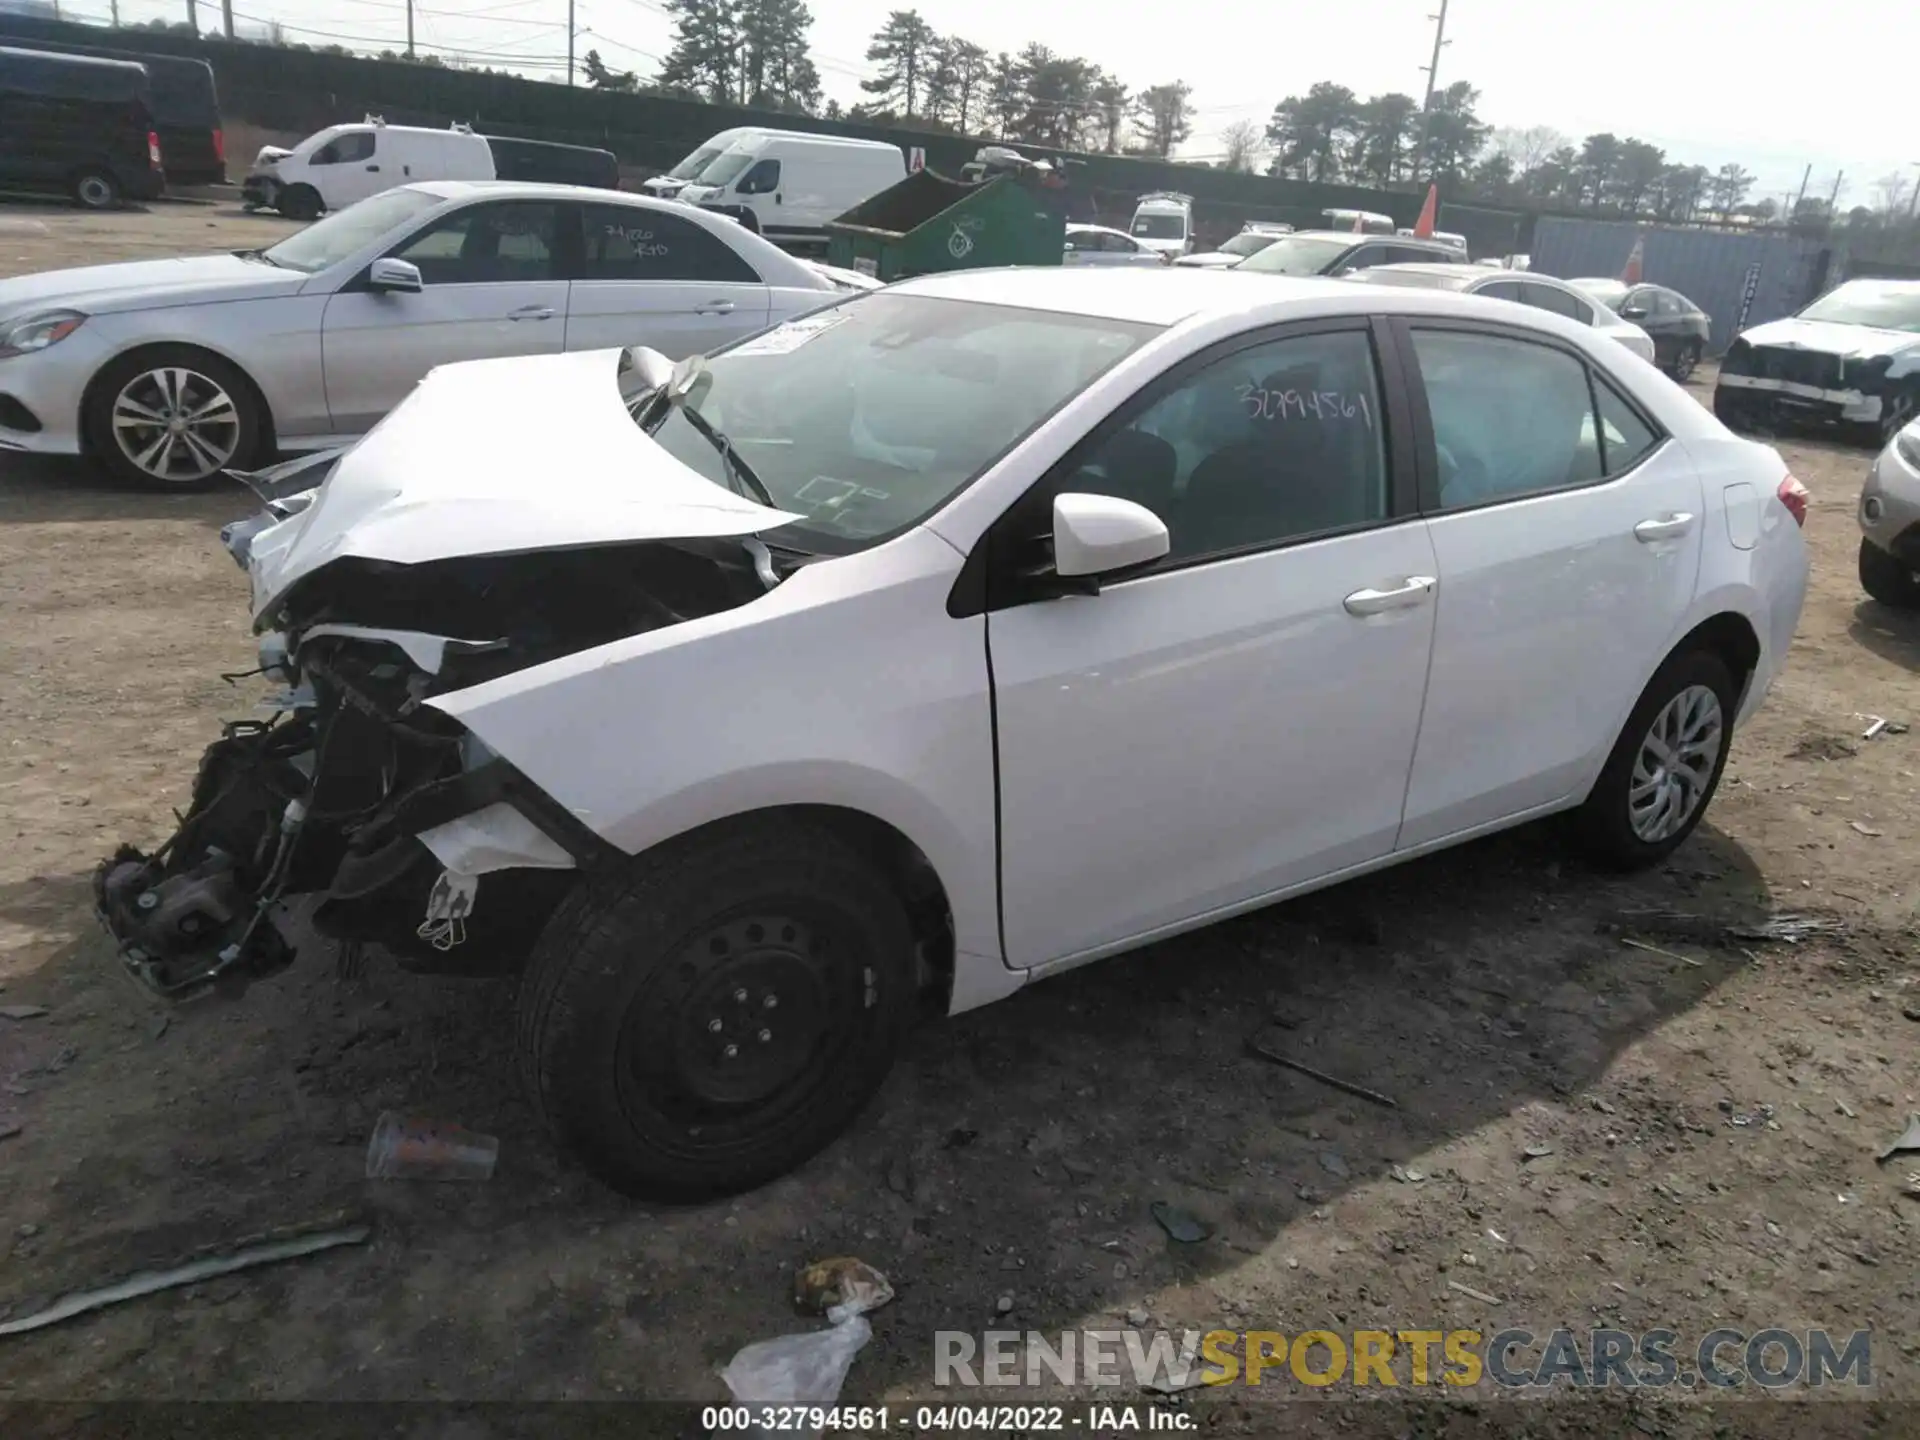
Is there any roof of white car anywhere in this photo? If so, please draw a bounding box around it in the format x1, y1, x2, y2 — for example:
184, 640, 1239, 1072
890, 265, 1496, 329
406, 179, 648, 203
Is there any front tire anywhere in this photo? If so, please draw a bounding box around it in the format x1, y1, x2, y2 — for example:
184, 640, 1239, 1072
1860, 537, 1920, 610
83, 346, 267, 489
279, 184, 322, 222
1575, 649, 1737, 871
1670, 340, 1700, 383
515, 818, 920, 1200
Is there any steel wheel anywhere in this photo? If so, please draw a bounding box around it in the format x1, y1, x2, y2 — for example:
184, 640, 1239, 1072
110, 366, 242, 483
1628, 684, 1723, 843
74, 173, 117, 209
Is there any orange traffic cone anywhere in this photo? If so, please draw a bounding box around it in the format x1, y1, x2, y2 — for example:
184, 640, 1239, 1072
1412, 183, 1439, 238
1620, 234, 1645, 285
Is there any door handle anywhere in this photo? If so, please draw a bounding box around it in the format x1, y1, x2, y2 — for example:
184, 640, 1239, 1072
366, 164, 380, 172
694, 300, 736, 315
1343, 575, 1436, 616
1634, 512, 1695, 543
507, 305, 555, 322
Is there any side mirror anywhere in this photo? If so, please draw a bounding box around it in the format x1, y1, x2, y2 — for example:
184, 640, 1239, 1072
368, 257, 423, 293
1052, 492, 1169, 580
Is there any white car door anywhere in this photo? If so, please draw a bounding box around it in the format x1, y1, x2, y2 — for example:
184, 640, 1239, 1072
984, 321, 1440, 967
310, 128, 384, 210
1392, 320, 1705, 848
319, 197, 570, 435
564, 202, 771, 358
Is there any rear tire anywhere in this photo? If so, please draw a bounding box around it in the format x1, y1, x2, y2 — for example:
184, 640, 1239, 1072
1859, 537, 1920, 610
1574, 648, 1737, 871
71, 169, 121, 210
1670, 341, 1700, 383
279, 184, 322, 222
515, 817, 920, 1200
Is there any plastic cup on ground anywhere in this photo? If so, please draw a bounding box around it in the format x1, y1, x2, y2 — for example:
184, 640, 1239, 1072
365, 1111, 499, 1181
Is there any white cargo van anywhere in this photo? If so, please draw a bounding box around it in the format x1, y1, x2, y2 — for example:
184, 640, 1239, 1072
242, 118, 618, 220
673, 130, 905, 251
639, 127, 766, 200
1128, 192, 1194, 258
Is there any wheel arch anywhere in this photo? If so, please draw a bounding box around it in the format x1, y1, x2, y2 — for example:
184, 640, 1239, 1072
78, 338, 279, 459
1673, 610, 1762, 701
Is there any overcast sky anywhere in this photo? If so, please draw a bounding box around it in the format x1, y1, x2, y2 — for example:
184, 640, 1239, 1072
86, 0, 1920, 204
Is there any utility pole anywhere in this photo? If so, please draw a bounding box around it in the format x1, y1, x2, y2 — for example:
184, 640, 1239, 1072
110, 0, 119, 26
1909, 162, 1920, 221
406, 0, 415, 58
1791, 162, 1811, 218
567, 0, 575, 85
185, 0, 197, 36
1411, 0, 1451, 183
221, 0, 233, 39
1826, 170, 1844, 213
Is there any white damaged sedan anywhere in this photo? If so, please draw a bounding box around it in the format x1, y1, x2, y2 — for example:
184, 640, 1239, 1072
98, 269, 1809, 1199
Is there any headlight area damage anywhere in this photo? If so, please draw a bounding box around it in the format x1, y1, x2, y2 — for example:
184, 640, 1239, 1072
95, 347, 802, 1002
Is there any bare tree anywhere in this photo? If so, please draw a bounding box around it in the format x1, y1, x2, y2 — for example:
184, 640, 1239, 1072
1493, 123, 1567, 175
1219, 116, 1269, 173
1873, 170, 1914, 218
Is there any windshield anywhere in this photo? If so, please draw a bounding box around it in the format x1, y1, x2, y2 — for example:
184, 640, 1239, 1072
1799, 282, 1920, 332
1234, 236, 1355, 276
695, 148, 756, 187
1131, 212, 1187, 240
669, 144, 723, 180
641, 293, 1158, 551
1218, 232, 1282, 258
262, 188, 444, 273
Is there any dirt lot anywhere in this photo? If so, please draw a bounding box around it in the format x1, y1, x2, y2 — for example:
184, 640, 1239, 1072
0, 200, 1915, 1434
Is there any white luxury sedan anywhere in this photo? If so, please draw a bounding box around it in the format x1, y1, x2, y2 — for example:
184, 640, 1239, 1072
1063, 224, 1168, 268
0, 181, 853, 487
1343, 262, 1657, 364
97, 268, 1809, 1201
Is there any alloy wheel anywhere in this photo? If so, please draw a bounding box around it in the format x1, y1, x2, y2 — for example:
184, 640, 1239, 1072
1628, 684, 1724, 843
110, 367, 241, 483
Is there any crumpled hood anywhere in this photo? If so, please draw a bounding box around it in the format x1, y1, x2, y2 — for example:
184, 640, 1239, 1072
1738, 317, 1920, 363
0, 254, 305, 319
243, 346, 800, 621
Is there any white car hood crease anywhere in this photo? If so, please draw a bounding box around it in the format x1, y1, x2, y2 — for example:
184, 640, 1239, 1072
244, 347, 801, 620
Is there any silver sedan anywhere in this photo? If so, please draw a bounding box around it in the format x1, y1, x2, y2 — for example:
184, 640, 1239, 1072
0, 181, 847, 487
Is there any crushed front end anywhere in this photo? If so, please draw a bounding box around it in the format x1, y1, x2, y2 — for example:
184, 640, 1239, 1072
96, 439, 796, 1003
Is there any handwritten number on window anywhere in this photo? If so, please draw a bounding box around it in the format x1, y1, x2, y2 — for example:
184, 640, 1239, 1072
1236, 384, 1371, 427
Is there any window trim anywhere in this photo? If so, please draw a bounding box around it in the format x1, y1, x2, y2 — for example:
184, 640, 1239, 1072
949, 315, 1421, 619
1387, 316, 1671, 519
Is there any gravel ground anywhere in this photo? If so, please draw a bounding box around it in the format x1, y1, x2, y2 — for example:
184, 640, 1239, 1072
0, 199, 1914, 1436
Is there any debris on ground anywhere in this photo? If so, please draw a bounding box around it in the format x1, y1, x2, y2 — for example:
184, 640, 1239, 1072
1522, 1143, 1555, 1161
1244, 1033, 1398, 1109
1605, 908, 1847, 948
1850, 821, 1884, 837
1389, 1164, 1427, 1184
1447, 1280, 1504, 1305
941, 1127, 978, 1150
1861, 718, 1889, 742
793, 1257, 894, 1317
1150, 1201, 1212, 1244
0, 1120, 20, 1142
1859, 716, 1908, 740
0, 1005, 49, 1021
0, 1219, 370, 1338
1318, 1151, 1351, 1180
363, 1112, 498, 1181
1874, 1115, 1920, 1166
1720, 1100, 1777, 1128
1618, 936, 1703, 967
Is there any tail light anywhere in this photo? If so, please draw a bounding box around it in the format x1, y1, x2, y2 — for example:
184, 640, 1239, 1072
147, 131, 162, 167
1777, 474, 1809, 527
212, 128, 225, 161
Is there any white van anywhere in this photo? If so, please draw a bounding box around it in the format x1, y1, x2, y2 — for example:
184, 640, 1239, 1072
673, 130, 905, 250
242, 118, 619, 220
1128, 192, 1194, 258
639, 127, 766, 200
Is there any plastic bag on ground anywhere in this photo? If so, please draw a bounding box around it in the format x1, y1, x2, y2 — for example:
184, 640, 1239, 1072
719, 1305, 874, 1438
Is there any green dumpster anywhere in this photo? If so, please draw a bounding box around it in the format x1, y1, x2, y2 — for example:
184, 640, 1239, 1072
826, 169, 1064, 282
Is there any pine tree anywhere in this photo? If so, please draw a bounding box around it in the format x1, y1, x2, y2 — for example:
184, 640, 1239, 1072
659, 0, 740, 104
862, 9, 939, 118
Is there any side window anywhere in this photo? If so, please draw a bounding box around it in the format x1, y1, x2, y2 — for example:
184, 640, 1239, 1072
1476, 280, 1524, 304
579, 204, 758, 283
390, 201, 559, 284
1065, 230, 1095, 252
1102, 231, 1137, 253
1521, 282, 1586, 321
737, 158, 780, 195
1593, 378, 1660, 474
1387, 245, 1438, 265
313, 132, 374, 166
1410, 329, 1603, 511
1063, 328, 1388, 563
1339, 246, 1385, 273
